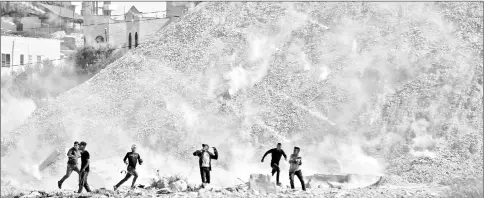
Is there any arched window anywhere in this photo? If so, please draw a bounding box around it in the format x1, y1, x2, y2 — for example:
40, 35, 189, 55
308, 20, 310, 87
135, 32, 138, 48
128, 33, 132, 49
95, 36, 104, 43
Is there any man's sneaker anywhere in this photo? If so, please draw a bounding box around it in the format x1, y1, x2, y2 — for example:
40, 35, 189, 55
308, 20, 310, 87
276, 182, 282, 186
57, 181, 62, 189
130, 186, 136, 189
113, 185, 118, 191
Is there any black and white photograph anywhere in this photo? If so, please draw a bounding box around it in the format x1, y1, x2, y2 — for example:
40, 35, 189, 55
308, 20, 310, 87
0, 1, 482, 197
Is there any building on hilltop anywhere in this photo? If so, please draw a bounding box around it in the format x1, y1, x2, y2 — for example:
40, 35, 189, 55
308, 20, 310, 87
82, 2, 171, 54
1, 2, 83, 37
1, 35, 61, 74
36, 2, 83, 32
165, 2, 201, 23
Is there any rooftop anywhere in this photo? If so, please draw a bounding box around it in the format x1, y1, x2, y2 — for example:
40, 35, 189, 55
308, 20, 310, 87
37, 3, 83, 20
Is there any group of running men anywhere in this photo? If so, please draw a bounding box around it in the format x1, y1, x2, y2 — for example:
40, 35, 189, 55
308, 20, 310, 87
57, 142, 305, 193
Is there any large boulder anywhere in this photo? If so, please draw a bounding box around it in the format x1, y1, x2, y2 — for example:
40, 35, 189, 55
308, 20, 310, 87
155, 178, 169, 189
305, 174, 383, 189
305, 174, 345, 189
169, 180, 188, 192
249, 174, 277, 194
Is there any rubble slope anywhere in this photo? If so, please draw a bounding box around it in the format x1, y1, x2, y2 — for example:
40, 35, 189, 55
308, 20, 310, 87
1, 2, 482, 196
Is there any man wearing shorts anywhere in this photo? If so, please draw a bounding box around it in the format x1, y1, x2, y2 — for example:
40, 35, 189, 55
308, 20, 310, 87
58, 141, 80, 189
114, 144, 143, 190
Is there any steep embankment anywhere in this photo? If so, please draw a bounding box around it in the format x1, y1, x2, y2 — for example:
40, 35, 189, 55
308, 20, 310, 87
1, 2, 482, 196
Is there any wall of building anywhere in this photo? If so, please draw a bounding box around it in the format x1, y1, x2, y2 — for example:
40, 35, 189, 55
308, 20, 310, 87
20, 17, 42, 30
126, 20, 140, 49
82, 15, 111, 46
138, 18, 170, 44
1, 36, 61, 74
166, 3, 186, 18
1, 17, 17, 31
82, 5, 173, 52
107, 22, 126, 48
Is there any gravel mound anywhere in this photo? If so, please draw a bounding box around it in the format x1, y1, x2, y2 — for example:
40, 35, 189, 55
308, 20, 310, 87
1, 2, 482, 197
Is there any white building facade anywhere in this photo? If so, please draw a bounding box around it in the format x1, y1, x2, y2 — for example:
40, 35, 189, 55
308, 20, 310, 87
1, 36, 61, 74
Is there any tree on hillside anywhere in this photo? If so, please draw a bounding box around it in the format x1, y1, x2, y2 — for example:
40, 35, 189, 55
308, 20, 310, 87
0, 2, 43, 17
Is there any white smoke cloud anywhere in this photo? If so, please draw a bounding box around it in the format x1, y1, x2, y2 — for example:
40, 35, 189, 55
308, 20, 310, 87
2, 2, 478, 193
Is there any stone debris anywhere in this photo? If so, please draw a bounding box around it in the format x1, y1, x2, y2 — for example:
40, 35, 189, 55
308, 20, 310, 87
249, 174, 277, 194
154, 178, 170, 189
5, 181, 459, 198
157, 188, 172, 194
169, 180, 188, 192
38, 149, 61, 171
304, 174, 384, 189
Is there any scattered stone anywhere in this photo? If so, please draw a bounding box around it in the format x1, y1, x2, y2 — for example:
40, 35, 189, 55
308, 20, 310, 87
20, 191, 41, 198
157, 188, 172, 194
156, 178, 170, 189
249, 174, 277, 194
169, 180, 188, 192
327, 181, 343, 189
211, 187, 222, 192
187, 183, 199, 191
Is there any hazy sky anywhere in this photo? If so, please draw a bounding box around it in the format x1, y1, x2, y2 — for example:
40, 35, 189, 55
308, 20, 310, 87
71, 2, 167, 18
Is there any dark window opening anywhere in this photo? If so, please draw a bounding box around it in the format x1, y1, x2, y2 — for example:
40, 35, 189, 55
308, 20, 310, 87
1, 53, 9, 67
128, 33, 132, 49
17, 23, 23, 31
95, 36, 105, 43
20, 54, 24, 65
3, 54, 11, 67
37, 56, 41, 65
135, 32, 138, 48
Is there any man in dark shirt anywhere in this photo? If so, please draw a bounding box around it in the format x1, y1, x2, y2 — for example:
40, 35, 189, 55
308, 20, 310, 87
78, 141, 92, 193
261, 143, 287, 186
58, 141, 80, 189
114, 144, 143, 190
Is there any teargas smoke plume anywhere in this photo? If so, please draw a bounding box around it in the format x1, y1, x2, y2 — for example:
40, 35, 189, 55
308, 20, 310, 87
1, 2, 482, 193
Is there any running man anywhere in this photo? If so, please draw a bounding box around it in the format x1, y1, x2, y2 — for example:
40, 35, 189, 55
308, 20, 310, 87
78, 142, 92, 193
58, 141, 81, 189
261, 143, 287, 186
114, 144, 143, 190
193, 144, 218, 187
289, 147, 305, 191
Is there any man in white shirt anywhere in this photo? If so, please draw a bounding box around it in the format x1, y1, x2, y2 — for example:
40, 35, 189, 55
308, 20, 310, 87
193, 144, 218, 187
289, 147, 306, 191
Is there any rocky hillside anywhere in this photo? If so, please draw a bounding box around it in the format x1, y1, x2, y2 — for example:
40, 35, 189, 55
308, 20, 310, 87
1, 2, 482, 196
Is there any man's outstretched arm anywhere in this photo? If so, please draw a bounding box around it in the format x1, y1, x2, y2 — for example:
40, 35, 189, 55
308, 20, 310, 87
261, 149, 272, 162
282, 150, 288, 160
